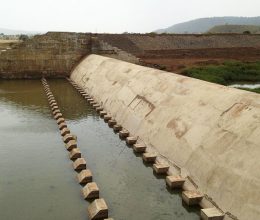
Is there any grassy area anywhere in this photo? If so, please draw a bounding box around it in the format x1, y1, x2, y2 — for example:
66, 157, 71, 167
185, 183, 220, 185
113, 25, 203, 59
182, 61, 260, 93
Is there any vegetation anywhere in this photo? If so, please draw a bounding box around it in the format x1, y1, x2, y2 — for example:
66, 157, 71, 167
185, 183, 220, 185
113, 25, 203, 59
208, 25, 260, 34
19, 34, 29, 41
182, 61, 260, 93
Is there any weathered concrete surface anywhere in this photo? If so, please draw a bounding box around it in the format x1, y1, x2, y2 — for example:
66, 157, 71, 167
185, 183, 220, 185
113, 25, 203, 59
0, 32, 91, 78
71, 55, 260, 220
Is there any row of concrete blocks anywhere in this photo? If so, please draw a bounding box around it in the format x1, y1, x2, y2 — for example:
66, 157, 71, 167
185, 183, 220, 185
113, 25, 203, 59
67, 78, 225, 220
41, 78, 111, 220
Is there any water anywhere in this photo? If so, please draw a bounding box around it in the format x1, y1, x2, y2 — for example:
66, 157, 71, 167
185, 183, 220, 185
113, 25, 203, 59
0, 80, 86, 220
229, 82, 260, 89
0, 79, 200, 220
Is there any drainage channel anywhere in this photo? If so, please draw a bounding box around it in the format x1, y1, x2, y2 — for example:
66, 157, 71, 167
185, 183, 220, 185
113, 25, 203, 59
48, 78, 201, 220
0, 80, 86, 220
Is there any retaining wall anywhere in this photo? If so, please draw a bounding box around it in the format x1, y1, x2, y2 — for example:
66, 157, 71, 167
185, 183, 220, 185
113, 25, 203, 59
71, 54, 260, 220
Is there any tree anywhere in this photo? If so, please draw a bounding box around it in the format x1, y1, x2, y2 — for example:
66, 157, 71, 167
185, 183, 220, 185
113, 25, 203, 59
243, 30, 251, 34
19, 34, 29, 41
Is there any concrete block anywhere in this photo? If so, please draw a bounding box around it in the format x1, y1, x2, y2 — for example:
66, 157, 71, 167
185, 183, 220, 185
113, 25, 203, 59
77, 169, 93, 184
60, 127, 70, 136
126, 136, 137, 145
108, 119, 116, 127
104, 115, 112, 122
53, 109, 61, 115
96, 107, 103, 112
49, 100, 56, 105
99, 111, 107, 117
69, 148, 81, 160
166, 175, 185, 189
87, 98, 94, 102
52, 106, 59, 111
48, 97, 54, 101
113, 124, 122, 132
93, 104, 100, 108
56, 117, 65, 125
63, 134, 75, 143
73, 158, 87, 171
119, 129, 129, 138
142, 152, 157, 162
182, 190, 203, 206
58, 122, 67, 130
50, 103, 57, 108
87, 198, 108, 220
65, 140, 77, 151
201, 208, 224, 220
90, 101, 96, 105
55, 113, 63, 120
133, 144, 146, 153
82, 182, 99, 200
153, 163, 169, 174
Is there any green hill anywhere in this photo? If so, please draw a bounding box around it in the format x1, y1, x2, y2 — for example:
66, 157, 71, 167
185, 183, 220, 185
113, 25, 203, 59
208, 25, 260, 34
156, 16, 260, 34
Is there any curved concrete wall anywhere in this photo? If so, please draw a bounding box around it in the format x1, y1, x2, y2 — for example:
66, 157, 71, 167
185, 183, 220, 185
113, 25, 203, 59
71, 54, 260, 220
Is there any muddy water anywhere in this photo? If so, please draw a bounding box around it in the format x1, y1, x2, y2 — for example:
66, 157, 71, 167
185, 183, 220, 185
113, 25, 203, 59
49, 79, 200, 220
0, 80, 86, 220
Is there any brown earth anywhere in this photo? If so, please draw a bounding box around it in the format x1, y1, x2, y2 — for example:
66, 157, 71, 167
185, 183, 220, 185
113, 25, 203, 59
96, 34, 260, 73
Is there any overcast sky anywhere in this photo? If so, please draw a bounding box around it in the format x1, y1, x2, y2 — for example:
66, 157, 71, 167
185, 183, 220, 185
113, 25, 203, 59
1, 0, 259, 33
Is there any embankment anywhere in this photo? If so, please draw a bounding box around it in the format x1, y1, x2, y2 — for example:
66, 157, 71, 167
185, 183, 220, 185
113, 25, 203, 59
71, 54, 260, 220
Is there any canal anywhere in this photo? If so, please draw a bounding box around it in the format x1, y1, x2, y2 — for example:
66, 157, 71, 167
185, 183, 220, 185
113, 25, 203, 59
0, 79, 200, 220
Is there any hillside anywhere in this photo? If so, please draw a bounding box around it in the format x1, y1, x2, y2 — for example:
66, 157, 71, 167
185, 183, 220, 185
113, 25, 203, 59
156, 16, 260, 34
208, 25, 260, 34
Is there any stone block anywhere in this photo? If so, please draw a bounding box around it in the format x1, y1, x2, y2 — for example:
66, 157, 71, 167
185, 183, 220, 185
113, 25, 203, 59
182, 190, 203, 206
87, 198, 108, 220
69, 148, 81, 160
201, 208, 224, 220
60, 127, 70, 136
58, 122, 67, 130
119, 129, 129, 138
108, 119, 116, 127
93, 104, 100, 108
96, 107, 103, 112
142, 152, 156, 162
153, 163, 169, 174
73, 158, 86, 171
50, 103, 57, 108
56, 117, 65, 125
126, 136, 137, 145
133, 144, 146, 153
166, 175, 185, 189
90, 101, 96, 105
82, 182, 99, 200
77, 169, 93, 184
52, 106, 59, 111
104, 115, 112, 122
53, 109, 61, 115
49, 100, 57, 105
113, 124, 122, 132
99, 111, 107, 117
55, 113, 63, 120
63, 134, 75, 143
65, 139, 77, 151
87, 98, 94, 102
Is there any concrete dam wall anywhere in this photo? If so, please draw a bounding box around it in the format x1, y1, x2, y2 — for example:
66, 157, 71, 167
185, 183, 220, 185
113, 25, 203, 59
71, 54, 260, 220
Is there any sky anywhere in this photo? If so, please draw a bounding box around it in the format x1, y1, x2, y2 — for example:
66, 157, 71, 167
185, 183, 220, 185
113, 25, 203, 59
1, 0, 260, 33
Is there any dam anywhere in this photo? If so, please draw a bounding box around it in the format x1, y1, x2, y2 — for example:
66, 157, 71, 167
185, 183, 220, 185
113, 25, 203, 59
0, 32, 260, 220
